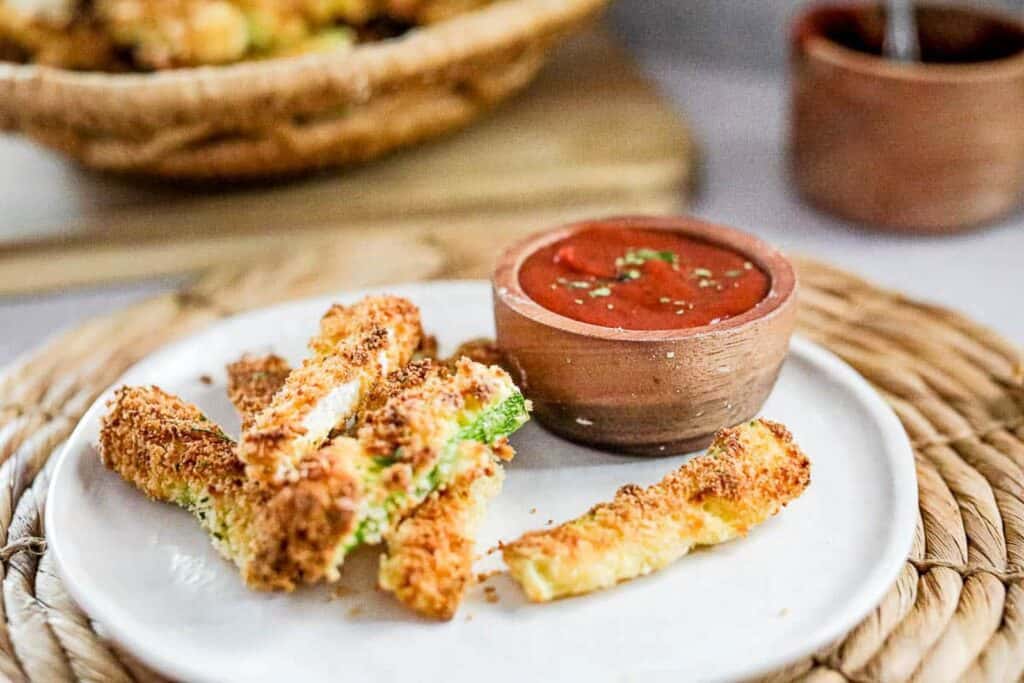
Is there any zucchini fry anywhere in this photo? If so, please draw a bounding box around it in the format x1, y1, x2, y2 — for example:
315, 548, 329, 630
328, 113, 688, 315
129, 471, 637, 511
99, 385, 361, 591
101, 357, 528, 589
502, 419, 811, 602
230, 356, 528, 585
229, 350, 528, 561
334, 358, 528, 561
378, 438, 514, 620
227, 350, 518, 619
241, 296, 421, 484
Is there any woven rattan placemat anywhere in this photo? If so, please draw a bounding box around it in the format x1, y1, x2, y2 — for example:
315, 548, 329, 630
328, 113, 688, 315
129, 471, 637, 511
0, 254, 1021, 682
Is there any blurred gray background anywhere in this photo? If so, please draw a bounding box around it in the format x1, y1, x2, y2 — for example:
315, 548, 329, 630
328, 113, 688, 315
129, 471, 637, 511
612, 0, 1024, 68
612, 0, 804, 68
1, 0, 1022, 364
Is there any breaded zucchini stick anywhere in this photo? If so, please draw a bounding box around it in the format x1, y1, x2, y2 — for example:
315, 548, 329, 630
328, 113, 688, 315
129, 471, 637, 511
378, 438, 514, 620
241, 296, 421, 484
226, 353, 291, 431
227, 350, 517, 619
227, 352, 527, 567
0, 0, 491, 70
336, 358, 527, 558
502, 419, 811, 602
101, 358, 528, 589
99, 386, 361, 591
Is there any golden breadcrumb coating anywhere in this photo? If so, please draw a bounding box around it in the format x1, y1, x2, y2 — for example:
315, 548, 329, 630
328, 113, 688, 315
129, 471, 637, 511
244, 437, 363, 589
100, 355, 526, 591
310, 296, 422, 358
98, 385, 360, 591
226, 353, 292, 431
378, 439, 512, 620
227, 350, 520, 618
502, 419, 811, 602
357, 357, 511, 468
98, 0, 246, 67
241, 296, 421, 484
283, 353, 525, 582
336, 358, 525, 553
99, 385, 243, 504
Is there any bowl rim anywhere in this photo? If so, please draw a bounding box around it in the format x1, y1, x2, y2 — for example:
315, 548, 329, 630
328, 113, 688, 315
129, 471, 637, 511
791, 1, 1024, 84
492, 214, 798, 343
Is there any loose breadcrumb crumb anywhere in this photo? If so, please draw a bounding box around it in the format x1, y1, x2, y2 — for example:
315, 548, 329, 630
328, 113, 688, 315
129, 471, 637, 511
331, 584, 358, 600
475, 570, 500, 584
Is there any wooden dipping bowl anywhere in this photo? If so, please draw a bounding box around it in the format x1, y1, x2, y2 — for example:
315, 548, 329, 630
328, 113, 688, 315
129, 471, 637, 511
791, 3, 1024, 234
492, 215, 798, 455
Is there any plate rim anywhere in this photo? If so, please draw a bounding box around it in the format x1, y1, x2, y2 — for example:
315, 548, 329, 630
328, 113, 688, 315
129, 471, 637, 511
45, 279, 918, 683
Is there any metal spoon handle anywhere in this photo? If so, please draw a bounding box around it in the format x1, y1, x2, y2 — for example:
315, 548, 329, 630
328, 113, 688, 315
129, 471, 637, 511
884, 0, 920, 62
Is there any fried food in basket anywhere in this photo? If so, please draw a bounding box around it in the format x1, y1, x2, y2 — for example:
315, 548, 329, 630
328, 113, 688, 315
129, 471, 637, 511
0, 3, 115, 68
0, 0, 494, 69
96, 0, 363, 68
502, 419, 811, 602
386, 0, 490, 23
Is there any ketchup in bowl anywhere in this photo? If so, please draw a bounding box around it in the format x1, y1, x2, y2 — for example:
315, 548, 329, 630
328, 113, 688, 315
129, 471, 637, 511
518, 227, 770, 330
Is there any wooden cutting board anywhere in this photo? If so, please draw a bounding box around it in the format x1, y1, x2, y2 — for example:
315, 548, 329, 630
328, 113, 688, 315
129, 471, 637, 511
0, 28, 694, 295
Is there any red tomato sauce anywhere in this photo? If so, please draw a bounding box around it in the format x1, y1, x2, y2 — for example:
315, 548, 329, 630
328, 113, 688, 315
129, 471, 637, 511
518, 227, 770, 330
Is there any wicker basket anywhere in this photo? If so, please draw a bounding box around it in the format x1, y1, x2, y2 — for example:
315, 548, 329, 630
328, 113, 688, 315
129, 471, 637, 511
0, 0, 606, 179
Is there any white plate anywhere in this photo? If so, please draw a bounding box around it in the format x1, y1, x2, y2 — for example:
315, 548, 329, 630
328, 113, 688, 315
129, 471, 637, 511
48, 281, 917, 683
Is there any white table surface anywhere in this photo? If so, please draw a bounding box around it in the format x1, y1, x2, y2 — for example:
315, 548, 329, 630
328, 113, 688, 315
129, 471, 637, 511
1, 1, 1022, 366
